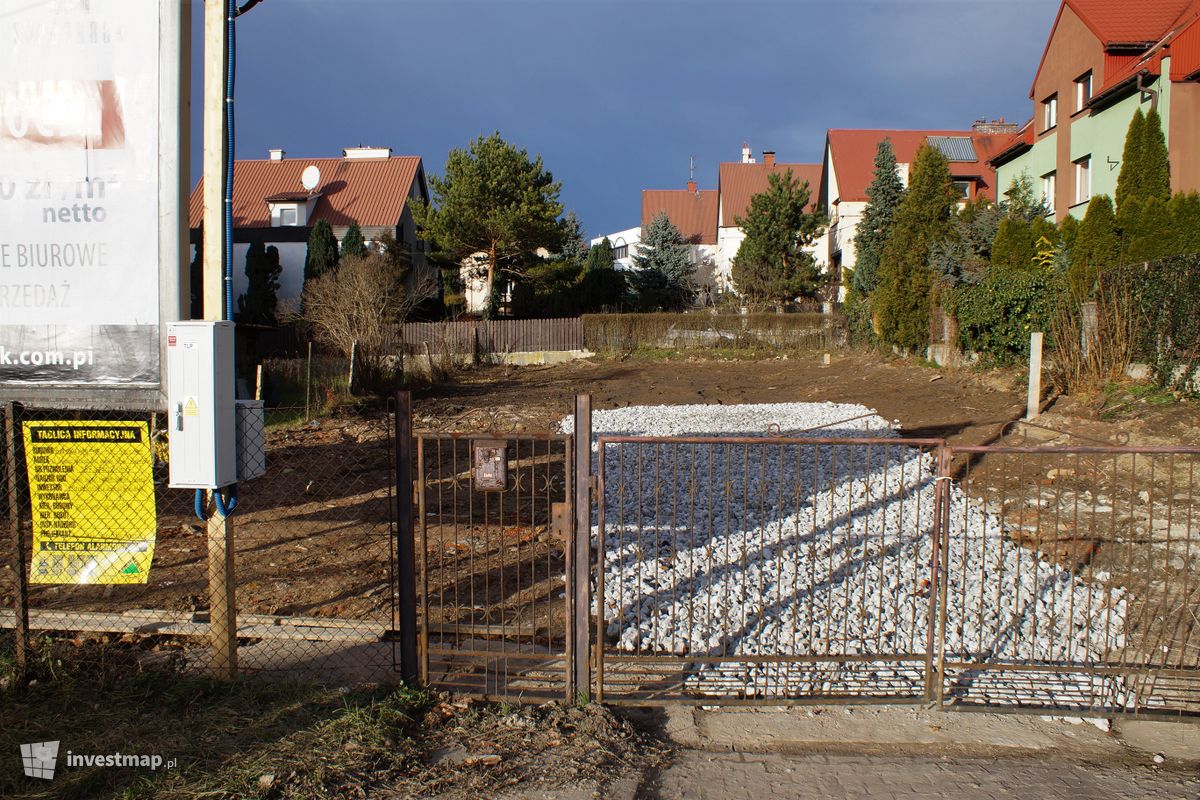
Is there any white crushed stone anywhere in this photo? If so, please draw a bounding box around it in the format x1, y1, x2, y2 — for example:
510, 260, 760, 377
562, 402, 1132, 707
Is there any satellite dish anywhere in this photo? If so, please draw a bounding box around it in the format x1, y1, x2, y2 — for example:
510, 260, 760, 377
301, 165, 321, 192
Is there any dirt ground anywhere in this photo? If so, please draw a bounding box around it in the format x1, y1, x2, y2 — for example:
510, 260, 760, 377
413, 352, 1031, 445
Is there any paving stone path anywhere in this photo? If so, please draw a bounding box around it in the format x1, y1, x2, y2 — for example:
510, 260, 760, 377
500, 752, 1199, 800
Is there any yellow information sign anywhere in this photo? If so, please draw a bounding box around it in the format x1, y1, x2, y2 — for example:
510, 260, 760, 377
22, 420, 158, 585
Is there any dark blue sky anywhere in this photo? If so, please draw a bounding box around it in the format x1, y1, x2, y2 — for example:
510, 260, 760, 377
189, 0, 1058, 238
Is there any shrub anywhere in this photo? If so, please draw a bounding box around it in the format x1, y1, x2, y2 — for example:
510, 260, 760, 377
950, 270, 1064, 365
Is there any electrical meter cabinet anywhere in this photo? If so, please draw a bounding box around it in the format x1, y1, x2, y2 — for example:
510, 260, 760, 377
167, 321, 236, 489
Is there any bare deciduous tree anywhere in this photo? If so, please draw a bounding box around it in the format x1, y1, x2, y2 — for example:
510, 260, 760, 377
300, 253, 436, 391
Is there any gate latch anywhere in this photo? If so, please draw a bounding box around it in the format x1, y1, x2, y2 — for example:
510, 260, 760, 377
551, 501, 572, 542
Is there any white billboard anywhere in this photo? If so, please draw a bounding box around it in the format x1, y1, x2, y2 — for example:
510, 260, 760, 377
0, 0, 184, 402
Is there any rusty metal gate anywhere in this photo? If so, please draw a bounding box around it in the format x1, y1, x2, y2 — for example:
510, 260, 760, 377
592, 435, 948, 705
398, 395, 1200, 719
410, 418, 577, 701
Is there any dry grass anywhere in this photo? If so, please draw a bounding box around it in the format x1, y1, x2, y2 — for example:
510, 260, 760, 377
1048, 283, 1135, 395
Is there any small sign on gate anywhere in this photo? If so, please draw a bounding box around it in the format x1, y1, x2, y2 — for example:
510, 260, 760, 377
473, 439, 508, 491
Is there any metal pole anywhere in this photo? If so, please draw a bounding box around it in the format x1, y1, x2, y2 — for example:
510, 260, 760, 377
394, 390, 418, 684
203, 0, 236, 680
5, 403, 29, 681
1026, 331, 1044, 421
305, 341, 313, 422
572, 394, 593, 701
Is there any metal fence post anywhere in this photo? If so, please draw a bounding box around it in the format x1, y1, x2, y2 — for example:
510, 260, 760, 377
394, 390, 419, 684
929, 443, 952, 708
5, 403, 29, 681
572, 394, 593, 702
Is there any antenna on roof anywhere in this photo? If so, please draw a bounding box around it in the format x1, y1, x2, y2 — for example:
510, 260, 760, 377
689, 155, 695, 183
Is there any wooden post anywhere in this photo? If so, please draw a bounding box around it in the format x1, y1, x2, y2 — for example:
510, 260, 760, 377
203, 0, 236, 679
254, 364, 263, 401
394, 390, 418, 684
1026, 331, 1044, 421
572, 394, 592, 701
5, 403, 29, 681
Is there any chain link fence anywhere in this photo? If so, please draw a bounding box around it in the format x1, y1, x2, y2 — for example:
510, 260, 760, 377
2, 402, 399, 683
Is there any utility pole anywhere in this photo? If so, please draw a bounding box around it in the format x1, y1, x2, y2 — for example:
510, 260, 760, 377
203, 0, 237, 679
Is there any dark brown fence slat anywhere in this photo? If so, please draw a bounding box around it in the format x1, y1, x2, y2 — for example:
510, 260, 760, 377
391, 319, 583, 355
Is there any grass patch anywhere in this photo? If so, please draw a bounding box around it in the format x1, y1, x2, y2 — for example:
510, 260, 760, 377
2, 638, 665, 800
1, 638, 429, 800
1096, 380, 1181, 421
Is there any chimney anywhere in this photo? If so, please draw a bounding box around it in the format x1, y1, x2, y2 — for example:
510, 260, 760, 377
741, 142, 754, 164
763, 151, 776, 166
687, 179, 697, 193
269, 148, 285, 161
342, 146, 393, 160
972, 117, 1019, 135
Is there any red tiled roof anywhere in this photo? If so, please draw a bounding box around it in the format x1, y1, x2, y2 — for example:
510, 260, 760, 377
188, 155, 424, 230
988, 122, 1036, 167
1030, 1, 1200, 98
1171, 12, 1200, 78
717, 162, 823, 226
826, 130, 1003, 203
1067, 0, 1197, 45
641, 189, 719, 245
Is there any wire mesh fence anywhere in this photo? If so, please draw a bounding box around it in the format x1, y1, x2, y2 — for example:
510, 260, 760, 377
1, 402, 399, 683
5, 396, 1200, 719
941, 445, 1200, 718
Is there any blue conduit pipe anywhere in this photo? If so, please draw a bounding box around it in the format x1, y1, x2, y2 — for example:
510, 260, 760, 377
197, 0, 241, 523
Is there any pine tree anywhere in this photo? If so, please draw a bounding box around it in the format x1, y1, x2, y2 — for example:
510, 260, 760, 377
731, 169, 826, 306
852, 138, 905, 296
1068, 195, 1119, 299
414, 132, 565, 316
304, 219, 340, 283
585, 237, 615, 271
560, 211, 589, 266
1115, 108, 1146, 212
990, 217, 1038, 273
237, 241, 282, 324
872, 144, 957, 350
1168, 192, 1200, 255
631, 211, 694, 310
1142, 108, 1172, 203
1123, 196, 1173, 263
341, 221, 367, 260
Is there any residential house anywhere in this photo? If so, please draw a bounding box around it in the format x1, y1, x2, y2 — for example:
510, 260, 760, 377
991, 0, 1200, 220
588, 227, 641, 270
640, 181, 720, 288
715, 144, 826, 293
188, 146, 430, 310
819, 125, 1013, 284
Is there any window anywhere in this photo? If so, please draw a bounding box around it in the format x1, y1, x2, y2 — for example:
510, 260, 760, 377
278, 206, 298, 226
612, 244, 629, 260
1042, 172, 1056, 212
1075, 71, 1093, 112
1043, 93, 1058, 130
1074, 156, 1091, 205
952, 181, 972, 202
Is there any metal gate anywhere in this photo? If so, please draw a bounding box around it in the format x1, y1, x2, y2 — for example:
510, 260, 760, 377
397, 394, 1200, 719
592, 435, 947, 705
410, 421, 576, 701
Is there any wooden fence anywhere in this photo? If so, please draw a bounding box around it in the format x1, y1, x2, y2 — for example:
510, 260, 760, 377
393, 319, 583, 355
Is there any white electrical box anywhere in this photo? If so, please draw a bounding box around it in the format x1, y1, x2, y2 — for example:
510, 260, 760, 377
236, 400, 267, 481
167, 321, 236, 489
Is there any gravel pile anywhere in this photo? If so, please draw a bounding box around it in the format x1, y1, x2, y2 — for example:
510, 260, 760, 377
563, 402, 1130, 706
